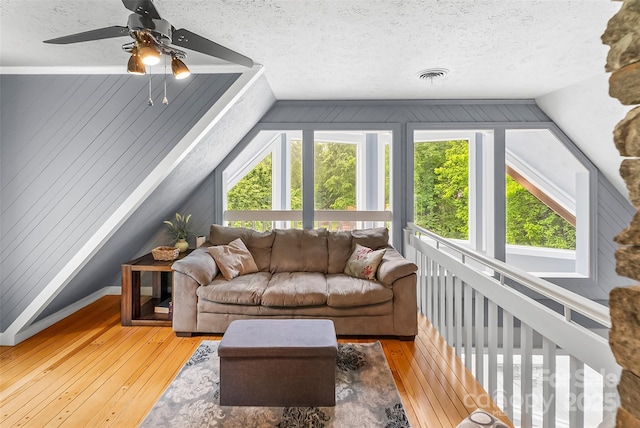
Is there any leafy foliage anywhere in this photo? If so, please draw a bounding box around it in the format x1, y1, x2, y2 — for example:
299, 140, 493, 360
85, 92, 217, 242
506, 176, 575, 249
414, 140, 469, 239
226, 137, 576, 251
314, 142, 356, 210
227, 153, 273, 211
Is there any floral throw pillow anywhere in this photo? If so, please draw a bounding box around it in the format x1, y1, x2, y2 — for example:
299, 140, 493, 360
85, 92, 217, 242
208, 238, 258, 280
344, 243, 386, 280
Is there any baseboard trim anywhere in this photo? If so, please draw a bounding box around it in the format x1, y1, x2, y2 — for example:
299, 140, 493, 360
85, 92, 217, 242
0, 286, 121, 346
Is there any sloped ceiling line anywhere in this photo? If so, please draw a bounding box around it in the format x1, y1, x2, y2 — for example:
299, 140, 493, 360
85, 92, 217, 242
0, 66, 266, 346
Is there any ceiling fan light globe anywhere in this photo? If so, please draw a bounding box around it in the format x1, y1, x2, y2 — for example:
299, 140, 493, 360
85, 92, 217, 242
171, 57, 191, 80
127, 54, 146, 75
138, 45, 160, 65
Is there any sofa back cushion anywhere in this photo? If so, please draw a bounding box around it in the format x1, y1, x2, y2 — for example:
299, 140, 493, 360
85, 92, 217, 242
270, 228, 328, 273
351, 227, 389, 250
209, 225, 275, 272
327, 231, 353, 274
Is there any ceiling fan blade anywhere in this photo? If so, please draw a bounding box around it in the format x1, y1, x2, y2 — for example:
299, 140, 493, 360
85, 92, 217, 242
43, 26, 130, 44
121, 0, 162, 20
172, 28, 253, 68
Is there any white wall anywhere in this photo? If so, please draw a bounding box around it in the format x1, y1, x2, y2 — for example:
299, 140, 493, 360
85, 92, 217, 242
535, 73, 629, 201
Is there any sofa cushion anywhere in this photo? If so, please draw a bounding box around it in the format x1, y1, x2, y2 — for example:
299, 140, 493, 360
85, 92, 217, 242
351, 227, 389, 250
326, 274, 393, 308
207, 238, 258, 280
198, 272, 271, 306
261, 272, 328, 307
209, 225, 275, 272
270, 229, 329, 273
198, 299, 393, 317
344, 244, 386, 280
327, 230, 353, 274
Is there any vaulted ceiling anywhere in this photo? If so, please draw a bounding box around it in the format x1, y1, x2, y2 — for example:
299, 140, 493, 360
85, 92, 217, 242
0, 1, 630, 196
0, 0, 619, 99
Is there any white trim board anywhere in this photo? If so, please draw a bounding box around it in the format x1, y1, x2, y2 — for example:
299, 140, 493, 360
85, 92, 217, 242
0, 64, 259, 75
0, 65, 265, 346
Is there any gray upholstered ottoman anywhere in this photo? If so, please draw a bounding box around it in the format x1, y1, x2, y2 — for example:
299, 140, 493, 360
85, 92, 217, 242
218, 319, 338, 407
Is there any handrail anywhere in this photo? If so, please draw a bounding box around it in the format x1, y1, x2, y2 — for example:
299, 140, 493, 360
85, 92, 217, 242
407, 222, 610, 328
405, 223, 619, 427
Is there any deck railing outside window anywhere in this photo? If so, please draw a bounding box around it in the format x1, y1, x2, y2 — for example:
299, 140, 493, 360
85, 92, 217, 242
224, 210, 392, 232
404, 223, 619, 428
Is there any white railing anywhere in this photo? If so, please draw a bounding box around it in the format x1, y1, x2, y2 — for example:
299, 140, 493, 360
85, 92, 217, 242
404, 223, 619, 428
224, 210, 392, 231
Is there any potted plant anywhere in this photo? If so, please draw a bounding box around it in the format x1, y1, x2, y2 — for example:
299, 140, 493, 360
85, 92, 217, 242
164, 213, 194, 252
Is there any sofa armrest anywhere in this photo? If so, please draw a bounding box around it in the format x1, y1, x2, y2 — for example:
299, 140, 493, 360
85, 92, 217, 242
377, 248, 418, 287
172, 248, 219, 285
172, 249, 219, 334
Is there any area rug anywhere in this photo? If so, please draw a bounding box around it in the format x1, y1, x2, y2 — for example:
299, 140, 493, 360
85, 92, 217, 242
141, 341, 411, 428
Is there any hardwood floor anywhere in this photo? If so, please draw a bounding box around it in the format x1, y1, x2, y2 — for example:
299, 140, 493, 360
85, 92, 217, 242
0, 296, 510, 427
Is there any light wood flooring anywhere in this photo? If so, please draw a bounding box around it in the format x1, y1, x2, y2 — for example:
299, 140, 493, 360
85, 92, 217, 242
0, 296, 510, 427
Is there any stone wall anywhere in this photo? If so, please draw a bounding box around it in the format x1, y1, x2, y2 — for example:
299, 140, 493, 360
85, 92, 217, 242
602, 0, 640, 426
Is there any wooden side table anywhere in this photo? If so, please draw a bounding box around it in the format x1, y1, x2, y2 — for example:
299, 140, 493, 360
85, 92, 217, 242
121, 250, 193, 326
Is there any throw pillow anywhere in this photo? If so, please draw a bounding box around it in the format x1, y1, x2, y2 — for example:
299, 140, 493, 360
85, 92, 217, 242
344, 243, 386, 280
208, 238, 259, 280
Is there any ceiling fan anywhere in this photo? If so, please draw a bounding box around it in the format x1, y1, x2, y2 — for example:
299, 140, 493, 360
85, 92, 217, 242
43, 0, 253, 79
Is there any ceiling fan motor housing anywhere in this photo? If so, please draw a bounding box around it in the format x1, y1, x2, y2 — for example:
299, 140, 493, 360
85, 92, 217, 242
127, 14, 172, 44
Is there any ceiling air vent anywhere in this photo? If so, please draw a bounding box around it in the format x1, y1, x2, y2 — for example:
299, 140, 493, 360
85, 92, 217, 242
416, 68, 449, 83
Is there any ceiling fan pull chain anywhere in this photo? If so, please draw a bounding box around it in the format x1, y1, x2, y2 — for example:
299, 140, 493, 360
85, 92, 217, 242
163, 55, 169, 105
148, 66, 154, 106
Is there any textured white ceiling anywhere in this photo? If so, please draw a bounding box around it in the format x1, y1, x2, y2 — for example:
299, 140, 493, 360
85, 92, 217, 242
0, 0, 619, 100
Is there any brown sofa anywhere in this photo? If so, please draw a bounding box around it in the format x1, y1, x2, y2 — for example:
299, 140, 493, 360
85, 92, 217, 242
171, 225, 418, 339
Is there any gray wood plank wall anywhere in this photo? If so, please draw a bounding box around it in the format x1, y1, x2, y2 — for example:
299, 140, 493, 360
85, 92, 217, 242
255, 100, 634, 300
0, 73, 240, 331
34, 74, 276, 323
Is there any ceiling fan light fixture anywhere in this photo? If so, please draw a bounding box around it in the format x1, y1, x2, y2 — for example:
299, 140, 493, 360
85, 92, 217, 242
127, 48, 146, 75
138, 42, 161, 65
171, 56, 191, 80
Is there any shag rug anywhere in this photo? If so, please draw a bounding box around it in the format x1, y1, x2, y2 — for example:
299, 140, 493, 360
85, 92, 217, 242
141, 340, 411, 428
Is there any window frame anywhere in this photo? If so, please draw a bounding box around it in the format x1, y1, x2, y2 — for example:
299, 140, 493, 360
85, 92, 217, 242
407, 122, 598, 287
216, 123, 402, 246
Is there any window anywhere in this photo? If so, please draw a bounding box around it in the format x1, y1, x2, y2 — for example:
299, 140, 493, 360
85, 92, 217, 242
314, 131, 391, 230
505, 129, 588, 276
223, 130, 302, 228
413, 131, 471, 240
412, 127, 591, 279
314, 138, 357, 210
223, 129, 391, 231
227, 153, 272, 212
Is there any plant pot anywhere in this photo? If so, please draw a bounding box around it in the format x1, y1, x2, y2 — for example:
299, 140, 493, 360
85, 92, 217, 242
175, 239, 189, 253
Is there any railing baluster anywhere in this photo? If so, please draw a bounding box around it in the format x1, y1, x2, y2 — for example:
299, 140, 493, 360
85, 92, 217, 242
503, 310, 514, 422
422, 254, 429, 317
454, 276, 463, 358
446, 270, 454, 344
464, 281, 473, 372
439, 266, 446, 339
429, 258, 435, 323
488, 300, 498, 401
475, 289, 485, 386
521, 323, 534, 428
603, 374, 618, 426
433, 263, 440, 333
542, 337, 557, 428
570, 356, 585, 428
